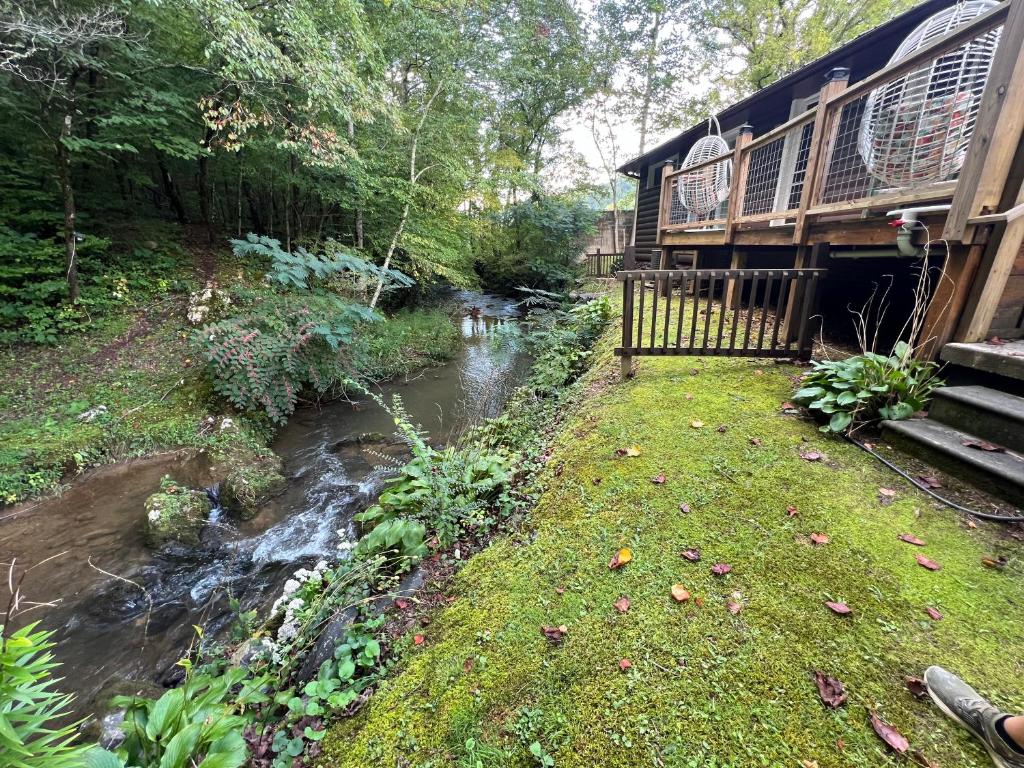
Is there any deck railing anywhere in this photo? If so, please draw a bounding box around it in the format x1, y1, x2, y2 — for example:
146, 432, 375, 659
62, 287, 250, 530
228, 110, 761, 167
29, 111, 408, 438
656, 0, 1015, 245
582, 250, 622, 276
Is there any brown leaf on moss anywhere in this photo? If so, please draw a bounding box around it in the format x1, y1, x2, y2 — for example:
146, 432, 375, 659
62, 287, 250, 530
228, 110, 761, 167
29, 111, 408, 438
592, 477, 602, 485
679, 502, 691, 514
614, 446, 641, 458
966, 519, 978, 529
413, 634, 425, 646
905, 677, 928, 698
694, 596, 705, 607
810, 532, 830, 545
911, 750, 939, 767
879, 488, 897, 506
750, 437, 763, 446
925, 606, 943, 621
652, 472, 667, 485
786, 505, 799, 517
463, 656, 474, 672
681, 548, 701, 562
671, 584, 691, 602
799, 450, 823, 461
813, 671, 848, 709
869, 710, 909, 754
394, 598, 410, 610
685, 393, 694, 400
825, 601, 851, 615
614, 596, 630, 613
541, 625, 568, 643
917, 475, 942, 489
981, 555, 1008, 570
608, 548, 632, 569
716, 425, 728, 433
711, 563, 732, 576
555, 586, 566, 595
726, 598, 742, 615
691, 420, 704, 429
916, 555, 941, 571
898, 534, 926, 546
619, 658, 632, 671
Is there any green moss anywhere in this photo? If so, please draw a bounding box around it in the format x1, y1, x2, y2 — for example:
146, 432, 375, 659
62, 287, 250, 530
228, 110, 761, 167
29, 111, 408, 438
350, 308, 461, 381
320, 297, 1024, 768
215, 446, 287, 519
144, 477, 211, 546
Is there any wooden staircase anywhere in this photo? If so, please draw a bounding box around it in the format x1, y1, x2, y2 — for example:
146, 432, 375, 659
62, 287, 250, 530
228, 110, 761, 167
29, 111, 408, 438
881, 341, 1024, 508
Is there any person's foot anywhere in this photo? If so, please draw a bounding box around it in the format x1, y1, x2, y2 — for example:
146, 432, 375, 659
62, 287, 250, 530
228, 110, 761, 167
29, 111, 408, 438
924, 666, 1024, 768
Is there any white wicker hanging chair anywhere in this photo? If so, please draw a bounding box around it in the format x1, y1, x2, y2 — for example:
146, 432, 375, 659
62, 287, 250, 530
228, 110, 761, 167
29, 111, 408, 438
677, 117, 732, 219
858, 0, 1001, 187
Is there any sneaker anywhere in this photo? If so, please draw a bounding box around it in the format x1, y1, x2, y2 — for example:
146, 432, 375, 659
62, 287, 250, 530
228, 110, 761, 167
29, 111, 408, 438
924, 666, 1024, 768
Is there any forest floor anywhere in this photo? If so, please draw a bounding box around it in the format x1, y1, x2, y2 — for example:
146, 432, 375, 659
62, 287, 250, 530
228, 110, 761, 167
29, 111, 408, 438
322, 293, 1024, 768
0, 255, 461, 506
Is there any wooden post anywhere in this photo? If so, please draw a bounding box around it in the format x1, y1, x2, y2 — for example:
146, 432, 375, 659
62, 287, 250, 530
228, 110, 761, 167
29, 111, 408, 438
944, 0, 1024, 243
783, 242, 827, 344
792, 68, 849, 245
918, 242, 986, 358
620, 273, 635, 380
956, 179, 1024, 341
656, 160, 675, 245
724, 248, 747, 308
658, 247, 673, 296
723, 124, 754, 242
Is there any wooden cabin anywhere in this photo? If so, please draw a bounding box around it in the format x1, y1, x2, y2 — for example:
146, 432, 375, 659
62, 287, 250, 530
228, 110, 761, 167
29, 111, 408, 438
617, 0, 1024, 355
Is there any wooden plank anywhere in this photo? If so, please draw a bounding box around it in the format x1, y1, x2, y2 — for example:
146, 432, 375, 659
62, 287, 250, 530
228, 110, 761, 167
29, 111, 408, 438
744, 112, 815, 153
967, 203, 1024, 225
724, 249, 747, 308
742, 273, 759, 350
918, 242, 986, 358
615, 268, 827, 280
793, 70, 849, 244
757, 274, 774, 350
804, 182, 957, 218
702, 275, 716, 351
945, 0, 1024, 241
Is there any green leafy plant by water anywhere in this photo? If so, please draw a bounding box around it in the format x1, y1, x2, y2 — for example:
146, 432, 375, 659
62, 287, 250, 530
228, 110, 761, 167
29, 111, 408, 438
794, 341, 943, 433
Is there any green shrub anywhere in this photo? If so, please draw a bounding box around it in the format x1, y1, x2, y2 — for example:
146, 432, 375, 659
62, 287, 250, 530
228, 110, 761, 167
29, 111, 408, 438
0, 622, 90, 768
349, 308, 460, 381
793, 341, 943, 433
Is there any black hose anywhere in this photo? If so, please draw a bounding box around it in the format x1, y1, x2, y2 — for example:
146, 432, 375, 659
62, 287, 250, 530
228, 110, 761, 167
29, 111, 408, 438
843, 433, 1024, 523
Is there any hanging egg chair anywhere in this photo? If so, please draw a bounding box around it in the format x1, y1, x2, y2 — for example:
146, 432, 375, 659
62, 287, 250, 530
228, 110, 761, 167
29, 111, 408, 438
858, 0, 1001, 188
677, 117, 732, 219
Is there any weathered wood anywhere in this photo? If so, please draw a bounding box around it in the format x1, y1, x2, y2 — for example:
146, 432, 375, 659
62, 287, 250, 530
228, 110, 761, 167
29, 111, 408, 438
724, 249, 747, 308
793, 69, 849, 244
918, 242, 986, 358
806, 183, 958, 218
723, 125, 754, 240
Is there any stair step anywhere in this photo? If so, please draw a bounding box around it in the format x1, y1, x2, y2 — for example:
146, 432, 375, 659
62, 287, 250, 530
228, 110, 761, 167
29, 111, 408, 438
942, 340, 1024, 382
881, 418, 1024, 508
929, 385, 1024, 452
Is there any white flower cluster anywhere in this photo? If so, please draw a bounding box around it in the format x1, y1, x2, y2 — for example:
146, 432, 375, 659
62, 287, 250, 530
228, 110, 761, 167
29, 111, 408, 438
269, 560, 330, 649
186, 281, 231, 325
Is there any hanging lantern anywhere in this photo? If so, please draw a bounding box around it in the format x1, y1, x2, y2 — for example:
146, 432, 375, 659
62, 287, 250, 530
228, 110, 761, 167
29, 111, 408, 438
858, 0, 1001, 187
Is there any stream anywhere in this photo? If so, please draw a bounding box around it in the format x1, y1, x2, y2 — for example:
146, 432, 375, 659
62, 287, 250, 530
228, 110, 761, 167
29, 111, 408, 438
0, 291, 527, 722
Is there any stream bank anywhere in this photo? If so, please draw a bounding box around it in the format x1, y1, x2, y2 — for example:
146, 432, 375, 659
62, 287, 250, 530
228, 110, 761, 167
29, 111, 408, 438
0, 291, 527, 721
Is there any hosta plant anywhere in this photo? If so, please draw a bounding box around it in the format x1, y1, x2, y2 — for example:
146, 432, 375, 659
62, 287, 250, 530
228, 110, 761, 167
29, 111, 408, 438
794, 341, 943, 434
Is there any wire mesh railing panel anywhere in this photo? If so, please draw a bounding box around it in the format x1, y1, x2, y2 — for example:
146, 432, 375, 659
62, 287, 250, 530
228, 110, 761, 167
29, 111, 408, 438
742, 137, 785, 215
820, 97, 876, 205
786, 122, 815, 209
667, 168, 730, 227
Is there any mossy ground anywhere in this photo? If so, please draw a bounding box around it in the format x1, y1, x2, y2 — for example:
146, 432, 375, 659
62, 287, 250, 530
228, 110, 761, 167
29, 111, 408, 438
322, 294, 1024, 768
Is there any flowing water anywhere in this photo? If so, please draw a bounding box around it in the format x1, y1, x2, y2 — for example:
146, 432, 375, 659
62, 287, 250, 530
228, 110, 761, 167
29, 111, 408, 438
0, 291, 527, 720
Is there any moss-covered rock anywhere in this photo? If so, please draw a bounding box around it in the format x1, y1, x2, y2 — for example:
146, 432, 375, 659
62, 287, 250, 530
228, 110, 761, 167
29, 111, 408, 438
216, 447, 287, 519
144, 476, 211, 546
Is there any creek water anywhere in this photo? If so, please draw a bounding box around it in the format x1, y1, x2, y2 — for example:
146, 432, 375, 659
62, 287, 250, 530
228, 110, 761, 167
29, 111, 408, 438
0, 291, 527, 721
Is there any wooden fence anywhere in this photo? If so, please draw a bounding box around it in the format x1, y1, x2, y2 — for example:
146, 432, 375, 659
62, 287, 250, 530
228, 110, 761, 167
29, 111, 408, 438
616, 268, 825, 376
583, 251, 622, 277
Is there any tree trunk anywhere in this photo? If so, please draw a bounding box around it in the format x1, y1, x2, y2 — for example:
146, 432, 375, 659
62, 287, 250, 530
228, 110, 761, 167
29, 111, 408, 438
244, 181, 262, 233
198, 127, 215, 245
637, 10, 663, 156
158, 157, 188, 224
348, 116, 365, 249
56, 123, 79, 303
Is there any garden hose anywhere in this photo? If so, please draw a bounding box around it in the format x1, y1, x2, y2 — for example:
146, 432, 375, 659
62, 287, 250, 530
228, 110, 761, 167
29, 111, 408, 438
843, 434, 1024, 523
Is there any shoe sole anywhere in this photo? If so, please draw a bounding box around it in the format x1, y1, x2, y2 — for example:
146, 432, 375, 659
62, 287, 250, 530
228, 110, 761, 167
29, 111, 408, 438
926, 684, 1015, 768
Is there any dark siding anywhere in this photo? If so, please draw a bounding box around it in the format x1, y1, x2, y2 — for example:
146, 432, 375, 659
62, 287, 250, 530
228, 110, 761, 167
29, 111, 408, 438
633, 163, 663, 263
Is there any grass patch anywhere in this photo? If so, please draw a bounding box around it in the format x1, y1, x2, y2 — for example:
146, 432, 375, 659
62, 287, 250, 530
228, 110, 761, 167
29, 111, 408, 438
321, 296, 1024, 768
350, 307, 462, 381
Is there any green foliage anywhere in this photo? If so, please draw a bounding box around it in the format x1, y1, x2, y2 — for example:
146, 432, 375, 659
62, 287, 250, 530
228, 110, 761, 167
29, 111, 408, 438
348, 308, 460, 381
108, 662, 267, 768
793, 341, 943, 433
0, 622, 90, 768
475, 197, 598, 294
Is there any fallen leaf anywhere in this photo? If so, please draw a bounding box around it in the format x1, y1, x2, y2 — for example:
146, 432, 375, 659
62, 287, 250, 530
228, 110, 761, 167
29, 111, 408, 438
786, 505, 799, 517
681, 548, 701, 562
962, 439, 1006, 453
814, 671, 848, 709
750, 437, 763, 446
685, 393, 694, 401
608, 548, 632, 569
555, 586, 566, 595
905, 677, 928, 698
966, 519, 978, 529
671, 584, 691, 602
800, 450, 823, 462
395, 597, 410, 610
917, 475, 942, 489
911, 749, 939, 767
592, 477, 602, 486
987, 336, 1010, 345
726, 598, 742, 615
825, 601, 851, 615
541, 625, 568, 643
689, 368, 699, 375
414, 634, 425, 646
981, 555, 1008, 569
801, 762, 820, 768
615, 446, 641, 458
613, 596, 630, 613
691, 420, 704, 429
810, 532, 830, 545
925, 607, 943, 621
618, 658, 632, 671
898, 534, 926, 546
916, 555, 941, 571
694, 596, 705, 607
711, 563, 732, 576
869, 710, 909, 754
678, 502, 691, 514
781, 401, 796, 411
651, 472, 667, 485
716, 425, 728, 433
463, 656, 474, 672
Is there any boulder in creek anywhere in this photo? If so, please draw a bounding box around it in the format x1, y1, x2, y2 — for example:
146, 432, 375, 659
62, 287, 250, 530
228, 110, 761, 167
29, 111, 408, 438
144, 476, 211, 547
215, 448, 287, 520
